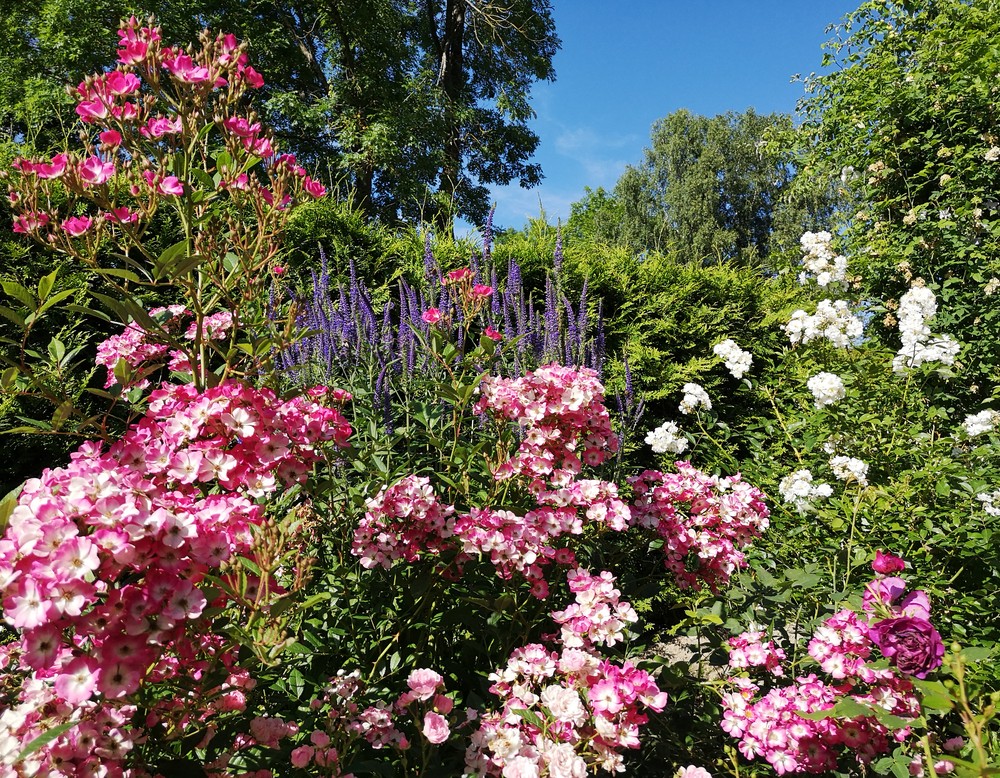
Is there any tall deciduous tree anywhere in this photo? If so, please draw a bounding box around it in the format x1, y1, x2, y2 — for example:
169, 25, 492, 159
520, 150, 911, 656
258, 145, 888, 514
568, 109, 836, 265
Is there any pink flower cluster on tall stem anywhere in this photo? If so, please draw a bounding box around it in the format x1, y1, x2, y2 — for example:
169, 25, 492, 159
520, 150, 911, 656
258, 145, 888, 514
476, 364, 620, 489
467, 567, 667, 777
353, 475, 456, 569
629, 463, 770, 591
352, 366, 636, 597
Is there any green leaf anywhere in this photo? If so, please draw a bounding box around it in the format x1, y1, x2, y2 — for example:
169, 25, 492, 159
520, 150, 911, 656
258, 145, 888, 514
62, 304, 111, 322
1, 280, 36, 309
236, 556, 262, 576
1, 366, 19, 389
152, 240, 190, 281
512, 708, 545, 729
0, 484, 22, 534
37, 270, 57, 302
16, 720, 76, 762
36, 289, 78, 317
47, 338, 66, 365
51, 400, 74, 431
0, 306, 25, 328
935, 477, 950, 498
959, 646, 993, 663
93, 267, 145, 284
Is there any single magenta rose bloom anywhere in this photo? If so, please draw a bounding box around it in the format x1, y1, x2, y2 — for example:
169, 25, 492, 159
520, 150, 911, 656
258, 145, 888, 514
872, 550, 906, 574
869, 616, 944, 678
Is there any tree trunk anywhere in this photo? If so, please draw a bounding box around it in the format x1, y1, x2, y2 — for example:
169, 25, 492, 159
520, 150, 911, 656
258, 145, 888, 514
434, 0, 465, 236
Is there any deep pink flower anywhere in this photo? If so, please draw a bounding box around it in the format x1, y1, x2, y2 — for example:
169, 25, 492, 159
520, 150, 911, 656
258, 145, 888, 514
141, 115, 183, 138
422, 308, 443, 324
107, 206, 138, 224
34, 154, 68, 179
869, 616, 945, 678
99, 129, 123, 147
872, 550, 906, 575
223, 116, 261, 138
472, 283, 493, 298
445, 267, 473, 283
163, 52, 210, 83
159, 176, 185, 196
12, 212, 49, 234
239, 64, 265, 89
303, 176, 326, 198
105, 70, 142, 95
76, 99, 111, 123
79, 156, 116, 186
61, 215, 93, 236
484, 326, 503, 342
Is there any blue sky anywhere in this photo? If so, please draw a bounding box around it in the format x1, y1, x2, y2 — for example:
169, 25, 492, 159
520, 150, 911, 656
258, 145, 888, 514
485, 2, 859, 232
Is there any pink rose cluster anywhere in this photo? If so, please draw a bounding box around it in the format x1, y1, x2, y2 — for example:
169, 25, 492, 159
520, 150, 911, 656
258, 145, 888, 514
352, 475, 456, 569
280, 667, 457, 774
353, 367, 771, 599
466, 567, 668, 777
353, 366, 635, 597
94, 305, 234, 388
477, 364, 620, 486
721, 557, 944, 775
629, 463, 770, 591
0, 380, 350, 775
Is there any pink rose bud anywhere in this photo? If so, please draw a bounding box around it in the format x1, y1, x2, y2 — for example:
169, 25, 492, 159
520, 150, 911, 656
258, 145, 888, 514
99, 129, 123, 147
484, 327, 503, 342
872, 550, 906, 574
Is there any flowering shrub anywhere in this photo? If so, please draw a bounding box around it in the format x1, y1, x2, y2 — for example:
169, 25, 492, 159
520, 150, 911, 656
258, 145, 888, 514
719, 559, 948, 775
0, 379, 350, 774
629, 464, 770, 592
4, 16, 326, 399
467, 568, 668, 776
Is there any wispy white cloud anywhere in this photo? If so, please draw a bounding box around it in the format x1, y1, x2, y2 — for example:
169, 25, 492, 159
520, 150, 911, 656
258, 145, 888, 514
551, 126, 636, 187
489, 182, 579, 228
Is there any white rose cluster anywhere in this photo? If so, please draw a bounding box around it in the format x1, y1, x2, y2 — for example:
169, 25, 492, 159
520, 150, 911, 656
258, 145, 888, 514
713, 339, 752, 379
645, 421, 688, 455
798, 231, 848, 287
977, 490, 1000, 516
679, 382, 712, 414
963, 409, 997, 437
784, 300, 864, 348
807, 372, 846, 408
778, 469, 832, 514
891, 284, 960, 372
829, 455, 869, 486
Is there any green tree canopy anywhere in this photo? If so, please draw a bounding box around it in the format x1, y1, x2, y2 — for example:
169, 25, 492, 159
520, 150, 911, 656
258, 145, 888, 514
568, 108, 838, 265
